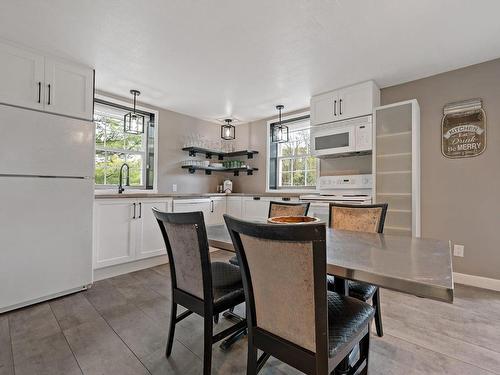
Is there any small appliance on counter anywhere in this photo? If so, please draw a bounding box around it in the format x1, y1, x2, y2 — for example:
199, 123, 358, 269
223, 179, 233, 193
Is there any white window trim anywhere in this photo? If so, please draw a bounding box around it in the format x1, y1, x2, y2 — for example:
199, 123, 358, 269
265, 111, 320, 193
94, 94, 159, 193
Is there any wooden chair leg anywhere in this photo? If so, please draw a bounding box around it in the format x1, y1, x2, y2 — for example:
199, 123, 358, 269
203, 314, 213, 375
373, 289, 383, 337
166, 302, 177, 357
247, 334, 258, 375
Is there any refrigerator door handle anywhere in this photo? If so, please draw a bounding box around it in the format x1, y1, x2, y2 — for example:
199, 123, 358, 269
132, 203, 136, 219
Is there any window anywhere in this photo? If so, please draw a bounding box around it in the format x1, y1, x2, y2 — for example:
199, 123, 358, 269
267, 114, 319, 190
94, 99, 156, 189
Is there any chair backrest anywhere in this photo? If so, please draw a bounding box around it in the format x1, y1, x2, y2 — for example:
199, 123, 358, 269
152, 209, 212, 301
224, 215, 328, 361
328, 203, 388, 233
268, 201, 311, 218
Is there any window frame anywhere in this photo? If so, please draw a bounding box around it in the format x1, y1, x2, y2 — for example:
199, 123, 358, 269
94, 94, 159, 192
265, 111, 320, 193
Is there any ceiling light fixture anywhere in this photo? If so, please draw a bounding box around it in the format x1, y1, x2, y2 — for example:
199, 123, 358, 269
124, 89, 145, 134
221, 118, 235, 140
271, 104, 288, 143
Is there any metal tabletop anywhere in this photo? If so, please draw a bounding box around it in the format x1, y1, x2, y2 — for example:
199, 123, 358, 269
206, 224, 454, 303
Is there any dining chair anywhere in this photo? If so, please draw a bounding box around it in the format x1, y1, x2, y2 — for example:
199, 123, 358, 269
228, 201, 310, 266
327, 203, 388, 337
224, 215, 374, 375
152, 209, 247, 375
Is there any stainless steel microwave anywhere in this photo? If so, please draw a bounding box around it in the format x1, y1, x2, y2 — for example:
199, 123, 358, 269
311, 115, 372, 157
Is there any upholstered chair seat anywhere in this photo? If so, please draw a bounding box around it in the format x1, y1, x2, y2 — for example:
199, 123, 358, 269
327, 276, 377, 302
211, 262, 245, 307
327, 292, 374, 357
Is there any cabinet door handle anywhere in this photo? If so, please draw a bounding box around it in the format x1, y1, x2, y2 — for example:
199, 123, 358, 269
37, 82, 41, 103
210, 200, 214, 212
253, 197, 260, 200
339, 99, 342, 115
138, 202, 142, 218
132, 203, 136, 219
334, 100, 337, 116
282, 197, 291, 201
47, 84, 51, 105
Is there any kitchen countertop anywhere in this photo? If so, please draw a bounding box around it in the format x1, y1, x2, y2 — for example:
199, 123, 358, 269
94, 192, 304, 199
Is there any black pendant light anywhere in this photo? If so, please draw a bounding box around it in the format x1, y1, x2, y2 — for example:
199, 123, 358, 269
124, 89, 145, 134
271, 104, 288, 143
221, 118, 236, 140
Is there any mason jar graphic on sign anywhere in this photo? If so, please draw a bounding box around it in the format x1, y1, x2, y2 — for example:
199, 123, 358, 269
441, 98, 486, 158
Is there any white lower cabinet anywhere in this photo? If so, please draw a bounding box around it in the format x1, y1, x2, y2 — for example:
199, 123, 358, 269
173, 197, 227, 225
136, 199, 171, 260
242, 197, 272, 221
226, 196, 243, 218
93, 198, 172, 269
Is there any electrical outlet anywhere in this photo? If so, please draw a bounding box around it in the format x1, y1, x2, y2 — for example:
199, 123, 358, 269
172, 184, 177, 192
453, 244, 464, 257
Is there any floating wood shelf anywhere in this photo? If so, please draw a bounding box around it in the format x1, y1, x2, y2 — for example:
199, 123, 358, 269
182, 165, 258, 176
182, 147, 259, 160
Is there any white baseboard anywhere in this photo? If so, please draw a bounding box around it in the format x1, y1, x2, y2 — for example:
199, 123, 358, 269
93, 255, 169, 282
93, 247, 221, 282
453, 272, 500, 292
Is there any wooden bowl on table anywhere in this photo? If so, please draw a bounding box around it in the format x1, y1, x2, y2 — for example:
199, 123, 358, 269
267, 216, 321, 224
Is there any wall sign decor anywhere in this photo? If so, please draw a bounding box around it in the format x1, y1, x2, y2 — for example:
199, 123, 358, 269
441, 98, 486, 158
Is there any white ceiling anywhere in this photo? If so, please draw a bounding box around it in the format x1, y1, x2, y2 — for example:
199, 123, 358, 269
2, 0, 500, 123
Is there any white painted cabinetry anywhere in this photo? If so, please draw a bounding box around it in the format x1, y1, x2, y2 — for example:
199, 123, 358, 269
44, 58, 94, 120
173, 197, 226, 225
226, 196, 243, 218
311, 81, 380, 125
0, 42, 44, 111
93, 198, 172, 269
0, 40, 94, 120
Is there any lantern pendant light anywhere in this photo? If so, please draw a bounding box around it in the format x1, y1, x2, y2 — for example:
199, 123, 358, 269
124, 89, 145, 134
221, 118, 236, 140
271, 104, 288, 143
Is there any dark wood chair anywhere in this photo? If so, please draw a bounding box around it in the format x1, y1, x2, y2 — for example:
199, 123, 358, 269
327, 203, 388, 337
152, 209, 247, 375
224, 215, 374, 375
228, 201, 310, 266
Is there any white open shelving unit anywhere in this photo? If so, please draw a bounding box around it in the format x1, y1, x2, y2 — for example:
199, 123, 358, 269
373, 100, 420, 237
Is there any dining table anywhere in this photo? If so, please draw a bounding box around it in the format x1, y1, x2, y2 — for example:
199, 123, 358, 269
206, 223, 454, 303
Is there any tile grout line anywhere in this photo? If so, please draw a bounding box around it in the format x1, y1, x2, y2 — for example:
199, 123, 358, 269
47, 301, 85, 375
381, 332, 500, 375
6, 314, 16, 375
381, 306, 500, 356
83, 291, 153, 375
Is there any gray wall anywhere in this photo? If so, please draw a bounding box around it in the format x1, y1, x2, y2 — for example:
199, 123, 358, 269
236, 58, 500, 281
381, 58, 500, 280
97, 91, 225, 194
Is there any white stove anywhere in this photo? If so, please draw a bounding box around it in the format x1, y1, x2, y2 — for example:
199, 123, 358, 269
300, 174, 373, 221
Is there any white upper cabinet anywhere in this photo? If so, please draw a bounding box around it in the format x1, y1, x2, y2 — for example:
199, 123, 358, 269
44, 58, 94, 120
311, 81, 380, 125
0, 40, 94, 120
0, 42, 44, 110
310, 91, 339, 126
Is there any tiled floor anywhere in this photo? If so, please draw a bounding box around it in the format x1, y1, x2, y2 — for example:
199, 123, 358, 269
1, 250, 500, 375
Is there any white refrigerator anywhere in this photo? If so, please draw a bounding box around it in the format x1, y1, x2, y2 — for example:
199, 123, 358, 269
0, 104, 94, 312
